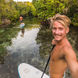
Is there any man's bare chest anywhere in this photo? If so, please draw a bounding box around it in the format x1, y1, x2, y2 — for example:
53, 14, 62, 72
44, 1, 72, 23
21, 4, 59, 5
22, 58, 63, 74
51, 47, 65, 61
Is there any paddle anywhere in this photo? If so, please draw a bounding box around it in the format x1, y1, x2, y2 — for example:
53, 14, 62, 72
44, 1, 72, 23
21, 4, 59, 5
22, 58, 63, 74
41, 45, 55, 78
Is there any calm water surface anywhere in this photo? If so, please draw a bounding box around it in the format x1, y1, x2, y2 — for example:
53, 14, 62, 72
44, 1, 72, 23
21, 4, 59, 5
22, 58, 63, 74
0, 18, 45, 78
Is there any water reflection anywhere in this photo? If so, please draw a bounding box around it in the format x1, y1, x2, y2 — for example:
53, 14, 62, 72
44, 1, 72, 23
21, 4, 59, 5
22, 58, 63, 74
7, 28, 40, 54
0, 28, 19, 64
0, 27, 39, 78
19, 22, 25, 37
0, 27, 42, 78
20, 29, 25, 37
0, 17, 41, 78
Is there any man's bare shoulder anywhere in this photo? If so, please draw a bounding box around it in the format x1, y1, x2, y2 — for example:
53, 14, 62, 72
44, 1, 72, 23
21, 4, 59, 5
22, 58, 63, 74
62, 44, 77, 60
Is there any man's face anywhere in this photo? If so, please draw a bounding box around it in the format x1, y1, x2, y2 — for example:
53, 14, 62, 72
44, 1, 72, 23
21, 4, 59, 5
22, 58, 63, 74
52, 21, 69, 42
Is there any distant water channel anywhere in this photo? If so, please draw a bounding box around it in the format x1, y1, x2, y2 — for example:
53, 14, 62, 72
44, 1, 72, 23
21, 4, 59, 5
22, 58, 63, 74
0, 18, 43, 78
0, 17, 78, 78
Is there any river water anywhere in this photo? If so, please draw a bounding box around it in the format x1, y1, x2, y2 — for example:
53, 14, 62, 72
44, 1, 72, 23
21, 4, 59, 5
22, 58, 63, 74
0, 18, 47, 78
0, 17, 78, 78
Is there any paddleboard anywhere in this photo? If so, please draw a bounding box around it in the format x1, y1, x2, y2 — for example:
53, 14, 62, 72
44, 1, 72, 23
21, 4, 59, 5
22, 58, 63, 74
18, 63, 49, 78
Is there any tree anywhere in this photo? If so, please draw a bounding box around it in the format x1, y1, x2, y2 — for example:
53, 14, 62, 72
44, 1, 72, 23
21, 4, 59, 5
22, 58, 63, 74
33, 0, 65, 20
67, 0, 78, 26
33, 0, 78, 26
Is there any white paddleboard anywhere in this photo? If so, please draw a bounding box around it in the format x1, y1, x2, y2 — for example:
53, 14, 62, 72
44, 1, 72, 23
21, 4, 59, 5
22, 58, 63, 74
18, 63, 49, 78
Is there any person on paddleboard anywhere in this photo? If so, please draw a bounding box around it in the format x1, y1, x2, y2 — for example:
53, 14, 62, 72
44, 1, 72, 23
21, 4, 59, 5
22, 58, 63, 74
19, 15, 25, 37
49, 14, 78, 78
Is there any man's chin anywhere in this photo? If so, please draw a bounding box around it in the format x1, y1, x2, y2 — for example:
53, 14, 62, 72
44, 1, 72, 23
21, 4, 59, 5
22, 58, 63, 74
54, 39, 61, 42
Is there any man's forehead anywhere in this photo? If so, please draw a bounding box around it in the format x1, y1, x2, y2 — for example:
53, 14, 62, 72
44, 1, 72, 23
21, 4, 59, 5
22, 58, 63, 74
53, 21, 63, 26
53, 21, 68, 28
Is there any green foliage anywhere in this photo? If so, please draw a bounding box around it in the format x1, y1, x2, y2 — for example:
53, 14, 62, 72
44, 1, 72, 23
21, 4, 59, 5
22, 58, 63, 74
16, 2, 27, 16
0, 0, 37, 24
0, 0, 19, 22
0, 0, 78, 26
15, 2, 37, 17
0, 45, 7, 64
33, 0, 65, 20
0, 15, 2, 24
67, 0, 78, 26
0, 0, 5, 3
26, 2, 37, 16
33, 0, 78, 26
0, 26, 20, 63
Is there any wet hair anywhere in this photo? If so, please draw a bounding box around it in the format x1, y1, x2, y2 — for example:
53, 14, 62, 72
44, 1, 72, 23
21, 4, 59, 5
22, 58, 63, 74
50, 14, 71, 28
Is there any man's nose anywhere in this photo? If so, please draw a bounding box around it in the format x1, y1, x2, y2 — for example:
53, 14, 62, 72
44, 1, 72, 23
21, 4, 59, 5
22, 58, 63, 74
55, 29, 59, 34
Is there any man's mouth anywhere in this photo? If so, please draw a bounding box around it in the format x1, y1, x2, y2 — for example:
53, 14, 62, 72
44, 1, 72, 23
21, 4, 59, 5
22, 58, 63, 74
54, 35, 61, 37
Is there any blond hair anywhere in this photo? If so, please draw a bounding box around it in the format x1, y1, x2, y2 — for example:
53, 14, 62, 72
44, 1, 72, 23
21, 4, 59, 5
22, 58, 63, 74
50, 14, 71, 28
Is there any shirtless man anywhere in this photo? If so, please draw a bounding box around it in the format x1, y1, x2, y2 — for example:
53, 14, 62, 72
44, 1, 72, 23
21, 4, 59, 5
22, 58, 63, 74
49, 14, 78, 78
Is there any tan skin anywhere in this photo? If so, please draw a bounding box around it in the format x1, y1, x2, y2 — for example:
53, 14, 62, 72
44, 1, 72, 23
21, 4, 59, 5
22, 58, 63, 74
49, 21, 78, 78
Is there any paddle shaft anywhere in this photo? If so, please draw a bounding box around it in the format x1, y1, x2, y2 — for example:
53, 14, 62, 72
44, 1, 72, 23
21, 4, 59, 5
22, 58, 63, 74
41, 45, 55, 78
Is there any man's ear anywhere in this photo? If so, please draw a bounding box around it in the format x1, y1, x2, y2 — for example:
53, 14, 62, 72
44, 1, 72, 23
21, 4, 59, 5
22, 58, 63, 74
66, 27, 69, 34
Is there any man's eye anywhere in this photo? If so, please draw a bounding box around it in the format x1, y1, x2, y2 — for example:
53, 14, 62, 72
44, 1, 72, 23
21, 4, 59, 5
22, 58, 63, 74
52, 28, 56, 30
59, 28, 63, 30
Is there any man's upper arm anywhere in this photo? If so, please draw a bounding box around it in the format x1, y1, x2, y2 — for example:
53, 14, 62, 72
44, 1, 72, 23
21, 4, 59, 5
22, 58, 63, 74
64, 47, 78, 72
